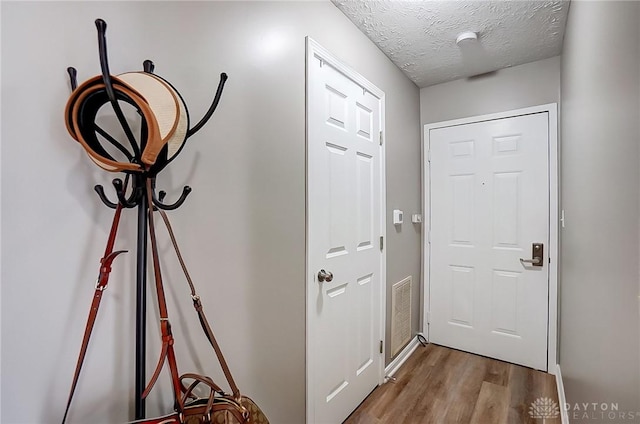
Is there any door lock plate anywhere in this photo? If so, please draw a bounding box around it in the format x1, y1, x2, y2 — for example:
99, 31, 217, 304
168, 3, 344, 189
520, 243, 544, 267
531, 243, 544, 267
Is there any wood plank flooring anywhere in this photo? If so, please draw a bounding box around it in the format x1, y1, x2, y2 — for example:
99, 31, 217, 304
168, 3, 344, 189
344, 344, 560, 424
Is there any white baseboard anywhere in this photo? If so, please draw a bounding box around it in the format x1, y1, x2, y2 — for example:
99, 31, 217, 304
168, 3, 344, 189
555, 364, 569, 424
384, 335, 420, 380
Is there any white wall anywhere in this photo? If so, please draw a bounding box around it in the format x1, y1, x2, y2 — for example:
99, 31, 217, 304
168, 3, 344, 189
560, 0, 640, 417
420, 56, 561, 125
0, 2, 420, 423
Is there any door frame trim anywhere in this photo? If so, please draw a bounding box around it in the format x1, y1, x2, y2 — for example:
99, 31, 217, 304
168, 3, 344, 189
305, 37, 387, 423
421, 103, 558, 373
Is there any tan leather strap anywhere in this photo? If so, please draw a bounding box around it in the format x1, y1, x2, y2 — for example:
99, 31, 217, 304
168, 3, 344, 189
66, 73, 187, 173
144, 179, 184, 410
65, 76, 154, 172
178, 373, 247, 422
62, 198, 127, 424
179, 373, 224, 404
181, 374, 224, 402
157, 209, 241, 401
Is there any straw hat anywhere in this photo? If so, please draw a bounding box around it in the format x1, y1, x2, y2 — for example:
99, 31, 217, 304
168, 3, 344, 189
65, 72, 189, 175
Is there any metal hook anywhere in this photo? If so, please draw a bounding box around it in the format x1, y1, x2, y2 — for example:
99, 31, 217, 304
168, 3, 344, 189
94, 174, 141, 209
143, 60, 155, 74
67, 67, 78, 91
94, 184, 118, 209
93, 125, 135, 160
95, 18, 141, 158
152, 186, 192, 210
186, 72, 228, 138
94, 176, 192, 211
112, 178, 141, 208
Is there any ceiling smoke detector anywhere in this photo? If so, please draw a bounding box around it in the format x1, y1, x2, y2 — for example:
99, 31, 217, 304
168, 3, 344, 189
456, 31, 478, 46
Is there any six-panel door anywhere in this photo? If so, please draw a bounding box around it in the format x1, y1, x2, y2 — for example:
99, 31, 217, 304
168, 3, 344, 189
429, 113, 550, 371
308, 55, 383, 423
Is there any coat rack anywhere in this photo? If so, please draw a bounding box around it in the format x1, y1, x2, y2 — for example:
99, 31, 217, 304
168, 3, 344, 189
66, 19, 227, 420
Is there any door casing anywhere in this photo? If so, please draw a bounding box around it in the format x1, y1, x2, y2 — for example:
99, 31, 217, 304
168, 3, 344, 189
305, 37, 387, 423
421, 104, 559, 373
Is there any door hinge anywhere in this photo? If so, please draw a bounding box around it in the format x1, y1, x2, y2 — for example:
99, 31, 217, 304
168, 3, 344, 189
426, 311, 431, 325
379, 131, 383, 146
379, 236, 384, 251
379, 340, 383, 354
427, 230, 431, 244
427, 149, 431, 162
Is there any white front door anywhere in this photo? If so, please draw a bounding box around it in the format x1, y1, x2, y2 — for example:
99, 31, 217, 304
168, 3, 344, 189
428, 113, 550, 371
307, 40, 385, 424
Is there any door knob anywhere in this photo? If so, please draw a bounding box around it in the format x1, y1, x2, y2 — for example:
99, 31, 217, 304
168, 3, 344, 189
317, 269, 333, 282
520, 243, 544, 267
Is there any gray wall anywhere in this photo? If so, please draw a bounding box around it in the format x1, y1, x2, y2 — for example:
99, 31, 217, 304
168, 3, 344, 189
420, 8, 640, 413
560, 0, 640, 417
0, 2, 420, 423
419, 57, 561, 358
420, 56, 561, 125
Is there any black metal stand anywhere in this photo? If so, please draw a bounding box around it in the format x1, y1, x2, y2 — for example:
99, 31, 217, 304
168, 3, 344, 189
66, 18, 227, 421
134, 187, 148, 418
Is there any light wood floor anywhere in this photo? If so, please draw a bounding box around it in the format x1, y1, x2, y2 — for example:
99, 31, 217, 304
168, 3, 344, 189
344, 344, 560, 424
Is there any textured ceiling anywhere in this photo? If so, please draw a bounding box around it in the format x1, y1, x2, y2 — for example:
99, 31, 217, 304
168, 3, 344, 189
332, 0, 569, 87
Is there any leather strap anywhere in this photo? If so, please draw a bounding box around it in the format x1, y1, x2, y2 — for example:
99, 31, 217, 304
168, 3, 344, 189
143, 179, 184, 410
178, 373, 243, 420
62, 198, 127, 424
65, 76, 152, 172
157, 209, 241, 401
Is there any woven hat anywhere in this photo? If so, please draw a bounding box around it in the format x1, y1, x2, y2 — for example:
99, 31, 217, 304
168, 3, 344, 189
65, 72, 189, 174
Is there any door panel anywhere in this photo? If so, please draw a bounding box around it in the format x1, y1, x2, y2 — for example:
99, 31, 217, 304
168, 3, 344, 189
356, 153, 374, 249
308, 48, 384, 423
450, 265, 475, 327
429, 113, 549, 371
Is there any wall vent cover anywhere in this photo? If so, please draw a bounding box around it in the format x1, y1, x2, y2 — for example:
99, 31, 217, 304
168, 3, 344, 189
391, 276, 412, 356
